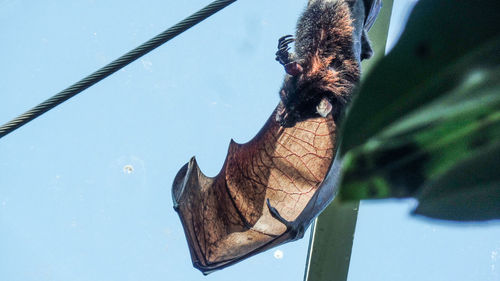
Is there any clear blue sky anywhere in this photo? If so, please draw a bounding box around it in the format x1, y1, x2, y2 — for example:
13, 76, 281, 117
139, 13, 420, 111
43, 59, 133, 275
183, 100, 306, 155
1, 1, 499, 281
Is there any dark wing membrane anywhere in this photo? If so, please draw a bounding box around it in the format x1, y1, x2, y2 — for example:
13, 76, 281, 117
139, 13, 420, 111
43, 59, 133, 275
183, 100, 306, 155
173, 112, 338, 274
172, 0, 381, 274
363, 0, 383, 31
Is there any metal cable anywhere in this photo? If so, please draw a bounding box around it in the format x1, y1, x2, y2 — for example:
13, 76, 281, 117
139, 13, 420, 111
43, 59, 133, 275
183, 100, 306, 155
0, 0, 237, 139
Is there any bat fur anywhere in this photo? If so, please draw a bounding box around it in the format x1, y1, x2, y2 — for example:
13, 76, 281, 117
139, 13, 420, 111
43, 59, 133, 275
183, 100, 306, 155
276, 0, 372, 127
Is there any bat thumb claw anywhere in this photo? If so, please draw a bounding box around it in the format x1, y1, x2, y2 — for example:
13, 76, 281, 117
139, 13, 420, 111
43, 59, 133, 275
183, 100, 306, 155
316, 98, 333, 117
266, 199, 305, 240
266, 199, 292, 226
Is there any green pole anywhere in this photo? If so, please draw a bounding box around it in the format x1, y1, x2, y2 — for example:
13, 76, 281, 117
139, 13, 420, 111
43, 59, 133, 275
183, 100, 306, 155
303, 1, 393, 280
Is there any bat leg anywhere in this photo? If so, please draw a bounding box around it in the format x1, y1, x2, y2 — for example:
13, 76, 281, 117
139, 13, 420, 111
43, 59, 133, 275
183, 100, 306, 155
266, 199, 305, 240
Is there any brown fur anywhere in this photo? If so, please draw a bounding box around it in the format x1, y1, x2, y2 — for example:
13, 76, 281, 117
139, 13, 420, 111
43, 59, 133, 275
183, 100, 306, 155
276, 0, 360, 127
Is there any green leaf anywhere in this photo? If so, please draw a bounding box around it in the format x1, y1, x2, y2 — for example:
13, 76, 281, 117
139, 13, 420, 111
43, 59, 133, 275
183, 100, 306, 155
339, 65, 500, 200
336, 0, 500, 214
340, 0, 500, 154
340, 63, 500, 200
414, 143, 500, 221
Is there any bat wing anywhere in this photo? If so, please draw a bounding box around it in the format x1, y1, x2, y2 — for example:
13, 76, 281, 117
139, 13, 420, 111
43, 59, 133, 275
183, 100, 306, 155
172, 109, 339, 274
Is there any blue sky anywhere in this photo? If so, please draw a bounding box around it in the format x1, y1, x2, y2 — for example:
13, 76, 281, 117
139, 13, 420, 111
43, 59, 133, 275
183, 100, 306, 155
1, 1, 499, 281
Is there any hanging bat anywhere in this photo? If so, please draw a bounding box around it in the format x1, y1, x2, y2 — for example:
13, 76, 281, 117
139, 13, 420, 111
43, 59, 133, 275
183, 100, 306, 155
172, 0, 382, 274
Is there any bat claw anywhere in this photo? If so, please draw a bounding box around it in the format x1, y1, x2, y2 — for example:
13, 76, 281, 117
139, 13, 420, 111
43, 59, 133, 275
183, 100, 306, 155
266, 198, 292, 227
279, 38, 295, 49
266, 199, 304, 240
275, 35, 296, 67
316, 98, 333, 117
277, 35, 294, 48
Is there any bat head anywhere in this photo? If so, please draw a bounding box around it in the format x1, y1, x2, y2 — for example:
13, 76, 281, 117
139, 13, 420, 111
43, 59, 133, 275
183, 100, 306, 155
276, 64, 349, 128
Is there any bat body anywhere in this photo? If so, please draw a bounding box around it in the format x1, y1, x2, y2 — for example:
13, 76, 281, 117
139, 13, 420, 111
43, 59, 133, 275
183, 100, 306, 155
276, 0, 380, 127
173, 0, 382, 274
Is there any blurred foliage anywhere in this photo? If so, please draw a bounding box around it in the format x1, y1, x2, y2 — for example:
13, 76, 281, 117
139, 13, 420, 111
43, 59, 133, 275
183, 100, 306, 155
337, 0, 500, 221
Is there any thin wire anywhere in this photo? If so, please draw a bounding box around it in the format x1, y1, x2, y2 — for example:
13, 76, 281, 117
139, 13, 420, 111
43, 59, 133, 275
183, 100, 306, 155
0, 0, 237, 139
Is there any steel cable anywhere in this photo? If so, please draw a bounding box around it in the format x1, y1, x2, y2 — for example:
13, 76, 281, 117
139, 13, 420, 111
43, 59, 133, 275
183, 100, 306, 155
0, 0, 237, 139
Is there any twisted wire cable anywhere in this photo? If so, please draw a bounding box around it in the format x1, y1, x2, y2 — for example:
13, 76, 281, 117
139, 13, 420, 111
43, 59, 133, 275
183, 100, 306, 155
0, 0, 237, 139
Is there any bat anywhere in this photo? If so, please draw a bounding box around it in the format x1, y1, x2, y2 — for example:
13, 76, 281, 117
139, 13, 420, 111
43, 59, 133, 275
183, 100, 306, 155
172, 0, 382, 274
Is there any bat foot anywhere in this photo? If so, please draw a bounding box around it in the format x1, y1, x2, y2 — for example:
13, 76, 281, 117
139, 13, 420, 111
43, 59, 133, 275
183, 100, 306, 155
266, 199, 304, 240
275, 35, 294, 65
276, 35, 303, 76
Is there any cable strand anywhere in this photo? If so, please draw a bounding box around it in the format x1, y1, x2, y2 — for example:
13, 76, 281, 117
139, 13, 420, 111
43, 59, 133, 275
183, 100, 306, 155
0, 0, 236, 139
